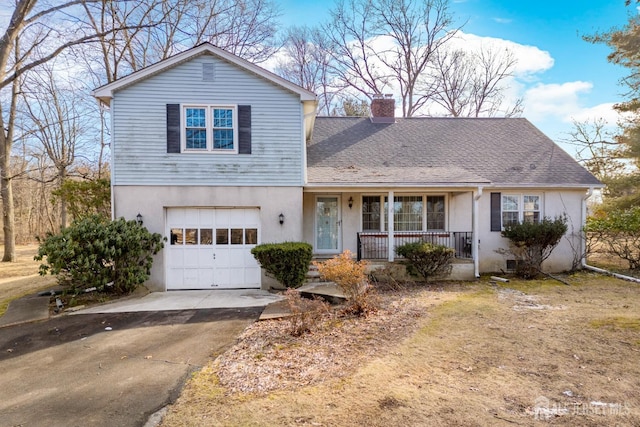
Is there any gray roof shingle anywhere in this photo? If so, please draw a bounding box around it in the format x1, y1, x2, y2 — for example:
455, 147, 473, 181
307, 117, 602, 187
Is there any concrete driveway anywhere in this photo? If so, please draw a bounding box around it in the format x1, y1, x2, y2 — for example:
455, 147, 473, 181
0, 307, 262, 427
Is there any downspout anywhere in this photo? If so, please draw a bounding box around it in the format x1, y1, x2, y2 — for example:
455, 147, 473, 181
580, 187, 594, 269
108, 99, 115, 221
579, 187, 640, 284
473, 186, 483, 278
388, 190, 394, 262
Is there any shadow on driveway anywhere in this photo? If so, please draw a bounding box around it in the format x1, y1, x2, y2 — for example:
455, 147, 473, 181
0, 307, 263, 427
0, 307, 262, 361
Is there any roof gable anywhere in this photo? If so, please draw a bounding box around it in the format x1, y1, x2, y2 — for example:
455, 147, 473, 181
92, 43, 316, 105
307, 117, 602, 188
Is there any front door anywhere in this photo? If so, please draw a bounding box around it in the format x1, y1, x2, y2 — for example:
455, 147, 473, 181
315, 196, 341, 254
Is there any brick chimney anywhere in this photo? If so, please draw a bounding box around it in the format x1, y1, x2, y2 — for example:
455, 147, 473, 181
370, 94, 395, 123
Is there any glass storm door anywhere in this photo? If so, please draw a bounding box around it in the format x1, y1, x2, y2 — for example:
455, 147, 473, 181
315, 196, 341, 253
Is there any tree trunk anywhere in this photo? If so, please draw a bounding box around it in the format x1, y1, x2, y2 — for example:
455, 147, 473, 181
0, 120, 16, 262
59, 167, 67, 229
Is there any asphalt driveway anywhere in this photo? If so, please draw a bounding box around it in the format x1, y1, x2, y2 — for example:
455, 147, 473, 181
0, 307, 262, 427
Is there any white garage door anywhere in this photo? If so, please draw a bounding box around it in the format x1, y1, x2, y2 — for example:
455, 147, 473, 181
166, 208, 261, 290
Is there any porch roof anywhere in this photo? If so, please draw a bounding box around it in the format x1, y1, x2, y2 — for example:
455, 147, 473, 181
307, 117, 603, 188
307, 165, 489, 186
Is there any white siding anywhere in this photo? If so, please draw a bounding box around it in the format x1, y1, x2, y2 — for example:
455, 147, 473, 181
111, 54, 304, 186
478, 189, 586, 273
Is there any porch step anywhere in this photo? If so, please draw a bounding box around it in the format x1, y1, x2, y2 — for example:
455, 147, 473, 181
306, 269, 322, 283
259, 282, 346, 321
306, 262, 324, 283
298, 282, 346, 305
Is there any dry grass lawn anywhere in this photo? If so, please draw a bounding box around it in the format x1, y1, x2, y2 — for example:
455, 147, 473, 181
161, 273, 640, 426
0, 245, 56, 317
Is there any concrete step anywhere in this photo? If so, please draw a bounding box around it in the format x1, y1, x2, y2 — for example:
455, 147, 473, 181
305, 270, 323, 282
298, 282, 346, 304
258, 282, 346, 321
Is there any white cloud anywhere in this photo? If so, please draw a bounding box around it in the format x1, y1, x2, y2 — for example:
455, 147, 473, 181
522, 81, 594, 121
493, 17, 513, 24
567, 102, 620, 124
446, 31, 554, 77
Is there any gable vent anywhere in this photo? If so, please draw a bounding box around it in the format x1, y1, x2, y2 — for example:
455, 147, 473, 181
202, 63, 215, 81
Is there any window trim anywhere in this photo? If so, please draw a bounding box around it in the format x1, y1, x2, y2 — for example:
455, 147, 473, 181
500, 193, 542, 229
181, 104, 238, 154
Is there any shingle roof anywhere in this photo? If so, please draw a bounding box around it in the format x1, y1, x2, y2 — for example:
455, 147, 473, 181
307, 117, 602, 188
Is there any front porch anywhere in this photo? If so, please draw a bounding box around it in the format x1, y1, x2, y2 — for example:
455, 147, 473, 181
302, 189, 482, 279
357, 231, 473, 261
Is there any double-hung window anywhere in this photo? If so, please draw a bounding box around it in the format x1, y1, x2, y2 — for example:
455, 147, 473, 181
183, 105, 237, 153
362, 196, 381, 231
363, 195, 446, 231
501, 194, 540, 227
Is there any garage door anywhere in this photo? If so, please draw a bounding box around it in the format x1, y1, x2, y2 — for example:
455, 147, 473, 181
166, 208, 261, 290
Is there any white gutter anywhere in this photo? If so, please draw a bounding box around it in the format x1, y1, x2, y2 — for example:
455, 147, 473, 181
579, 187, 640, 284
473, 186, 483, 278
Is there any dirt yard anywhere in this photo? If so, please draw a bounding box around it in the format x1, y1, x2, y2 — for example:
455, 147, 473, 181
0, 245, 56, 316
161, 273, 640, 426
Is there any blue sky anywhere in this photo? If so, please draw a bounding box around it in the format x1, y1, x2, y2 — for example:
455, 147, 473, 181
278, 0, 634, 151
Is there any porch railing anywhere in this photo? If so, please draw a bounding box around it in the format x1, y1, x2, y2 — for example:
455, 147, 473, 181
357, 231, 473, 261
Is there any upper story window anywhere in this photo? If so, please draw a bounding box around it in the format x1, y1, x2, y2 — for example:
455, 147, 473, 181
183, 105, 237, 153
501, 194, 540, 227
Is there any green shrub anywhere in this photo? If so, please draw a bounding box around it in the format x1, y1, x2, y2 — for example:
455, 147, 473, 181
395, 242, 454, 280
35, 215, 165, 294
251, 242, 313, 288
500, 215, 568, 278
52, 178, 111, 222
585, 207, 640, 270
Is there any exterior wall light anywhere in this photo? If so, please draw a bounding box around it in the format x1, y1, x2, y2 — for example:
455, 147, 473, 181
136, 213, 143, 225
348, 197, 353, 209
279, 213, 285, 225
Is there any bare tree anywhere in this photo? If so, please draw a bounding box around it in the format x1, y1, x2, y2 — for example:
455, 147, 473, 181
429, 45, 522, 117
564, 119, 627, 187
275, 26, 336, 115
324, 0, 458, 117
331, 97, 371, 116
21, 64, 89, 229
0, 0, 154, 262
324, 0, 391, 101
81, 0, 281, 86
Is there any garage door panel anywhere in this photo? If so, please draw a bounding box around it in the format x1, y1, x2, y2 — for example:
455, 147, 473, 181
245, 267, 261, 286
167, 268, 184, 288
166, 208, 260, 290
183, 248, 200, 268
198, 268, 214, 287
184, 268, 198, 284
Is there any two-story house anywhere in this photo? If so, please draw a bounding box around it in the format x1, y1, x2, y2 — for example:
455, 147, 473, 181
93, 43, 602, 292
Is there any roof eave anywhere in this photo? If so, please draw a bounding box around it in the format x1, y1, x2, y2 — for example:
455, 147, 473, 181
304, 182, 604, 190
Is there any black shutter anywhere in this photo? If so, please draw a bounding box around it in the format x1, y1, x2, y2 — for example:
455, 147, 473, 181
238, 105, 251, 154
166, 104, 180, 153
490, 192, 501, 232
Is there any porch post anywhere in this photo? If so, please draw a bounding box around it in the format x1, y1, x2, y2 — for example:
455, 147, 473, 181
473, 187, 483, 278
388, 190, 394, 262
